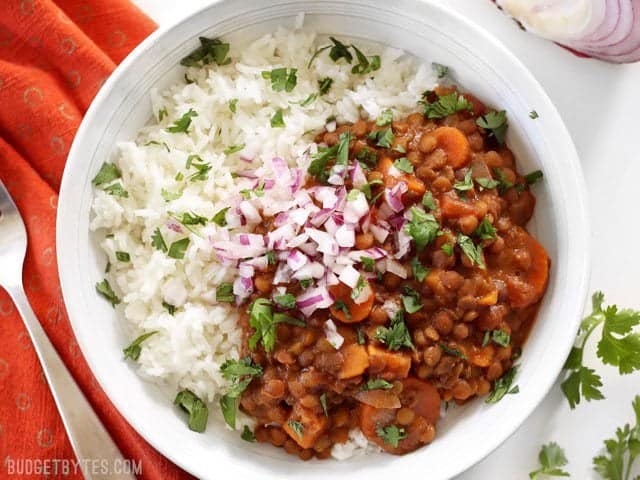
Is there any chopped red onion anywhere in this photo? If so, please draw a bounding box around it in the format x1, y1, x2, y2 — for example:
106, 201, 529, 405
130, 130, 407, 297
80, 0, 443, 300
324, 319, 344, 349
350, 162, 368, 189
273, 262, 293, 284
394, 228, 412, 260
306, 228, 339, 256
343, 190, 369, 223
348, 247, 388, 261
271, 157, 288, 177
166, 220, 183, 233
369, 223, 390, 243
296, 286, 334, 317
239, 201, 261, 224
385, 258, 408, 278
335, 224, 356, 248
287, 249, 309, 271
292, 261, 326, 280
384, 181, 407, 213
338, 265, 361, 288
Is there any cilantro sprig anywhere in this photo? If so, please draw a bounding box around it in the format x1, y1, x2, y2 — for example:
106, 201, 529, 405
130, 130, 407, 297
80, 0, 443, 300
562, 292, 640, 409
420, 92, 473, 119
219, 357, 263, 429
593, 396, 640, 480
529, 442, 570, 479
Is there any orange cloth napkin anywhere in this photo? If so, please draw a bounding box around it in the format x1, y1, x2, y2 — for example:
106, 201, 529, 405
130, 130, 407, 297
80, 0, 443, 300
0, 1, 193, 478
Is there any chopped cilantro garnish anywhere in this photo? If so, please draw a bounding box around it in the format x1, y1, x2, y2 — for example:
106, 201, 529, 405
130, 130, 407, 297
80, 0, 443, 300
333, 299, 351, 320
474, 217, 497, 240
274, 293, 296, 309
175, 389, 209, 433
180, 37, 230, 67
360, 256, 375, 272
262, 67, 297, 92
167, 238, 190, 260
166, 109, 198, 134
115, 251, 130, 262
92, 162, 121, 186
477, 110, 508, 145
123, 331, 158, 361
212, 207, 230, 226
421, 92, 472, 119
432, 62, 449, 79
96, 279, 120, 307
216, 283, 234, 303
485, 365, 519, 403
457, 233, 485, 269
411, 257, 429, 282
394, 157, 414, 174
151, 228, 167, 252
376, 109, 393, 126
363, 378, 393, 391
375, 310, 414, 351
405, 207, 440, 251
453, 170, 474, 192
270, 109, 285, 128
376, 424, 407, 448
318, 77, 333, 95
223, 144, 245, 155
422, 191, 436, 210
401, 287, 423, 314
229, 98, 238, 113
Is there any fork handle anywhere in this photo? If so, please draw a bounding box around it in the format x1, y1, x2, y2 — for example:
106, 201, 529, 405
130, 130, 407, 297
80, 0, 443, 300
7, 285, 137, 480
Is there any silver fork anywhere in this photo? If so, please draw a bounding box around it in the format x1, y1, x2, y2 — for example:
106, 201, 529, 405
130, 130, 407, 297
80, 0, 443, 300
0, 180, 136, 480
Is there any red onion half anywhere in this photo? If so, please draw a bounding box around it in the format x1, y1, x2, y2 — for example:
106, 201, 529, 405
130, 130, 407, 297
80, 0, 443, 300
496, 0, 640, 63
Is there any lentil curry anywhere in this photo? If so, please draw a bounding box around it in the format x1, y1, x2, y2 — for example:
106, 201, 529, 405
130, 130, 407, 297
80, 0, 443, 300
222, 85, 549, 459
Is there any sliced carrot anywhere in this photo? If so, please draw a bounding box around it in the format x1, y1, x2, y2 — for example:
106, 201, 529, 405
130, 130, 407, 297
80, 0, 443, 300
283, 404, 328, 449
477, 289, 498, 306
400, 378, 441, 424
469, 345, 495, 368
507, 233, 549, 308
338, 344, 370, 379
367, 344, 411, 380
376, 155, 426, 196
329, 282, 374, 323
432, 126, 471, 168
358, 404, 396, 441
354, 389, 401, 409
439, 193, 477, 219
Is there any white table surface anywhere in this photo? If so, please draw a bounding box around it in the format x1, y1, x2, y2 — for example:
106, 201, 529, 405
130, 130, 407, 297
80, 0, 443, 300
131, 1, 640, 478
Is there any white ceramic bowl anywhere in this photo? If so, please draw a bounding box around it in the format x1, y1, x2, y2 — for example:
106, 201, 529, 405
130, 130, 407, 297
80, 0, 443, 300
57, 1, 590, 478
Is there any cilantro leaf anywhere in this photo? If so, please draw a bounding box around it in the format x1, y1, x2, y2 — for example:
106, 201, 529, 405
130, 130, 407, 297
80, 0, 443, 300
363, 378, 394, 391
216, 282, 234, 303
376, 424, 407, 448
376, 109, 393, 126
219, 357, 262, 429
474, 217, 497, 241
224, 144, 245, 155
454, 170, 474, 192
212, 207, 230, 226
529, 442, 570, 479
405, 207, 440, 251
115, 251, 130, 262
372, 128, 394, 148
401, 287, 423, 314
168, 238, 190, 259
96, 279, 120, 307
151, 228, 167, 252
562, 292, 640, 409
287, 420, 304, 439
270, 109, 285, 128
411, 257, 429, 282
422, 191, 436, 210
529, 110, 539, 119
421, 92, 473, 119
525, 170, 544, 185
476, 177, 500, 190
593, 396, 640, 480
241, 425, 255, 442
318, 77, 333, 95
180, 37, 230, 67
394, 157, 414, 174
432, 62, 449, 79
274, 293, 297, 309
351, 44, 381, 75
485, 365, 519, 403
229, 98, 238, 113
174, 389, 208, 432
477, 110, 508, 145
104, 182, 128, 198
262, 67, 297, 92
457, 233, 485, 269
166, 109, 198, 133
123, 331, 158, 361
375, 310, 415, 351
92, 162, 121, 186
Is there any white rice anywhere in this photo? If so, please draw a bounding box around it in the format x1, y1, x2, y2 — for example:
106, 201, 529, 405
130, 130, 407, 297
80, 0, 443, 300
91, 25, 436, 458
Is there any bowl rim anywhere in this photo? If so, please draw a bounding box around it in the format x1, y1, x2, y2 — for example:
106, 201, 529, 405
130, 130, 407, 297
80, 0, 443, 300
57, 0, 591, 478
